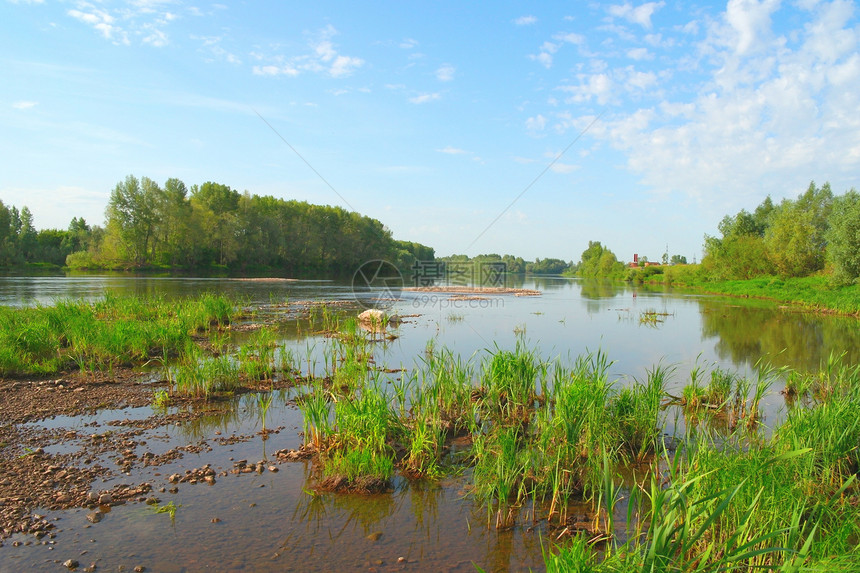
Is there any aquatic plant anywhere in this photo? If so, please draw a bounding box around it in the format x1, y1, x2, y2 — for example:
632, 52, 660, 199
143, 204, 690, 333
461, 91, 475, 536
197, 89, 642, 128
256, 390, 274, 434
320, 379, 396, 491
153, 500, 181, 524
0, 294, 239, 376
152, 389, 170, 409
237, 327, 277, 382
297, 381, 332, 451
170, 354, 240, 398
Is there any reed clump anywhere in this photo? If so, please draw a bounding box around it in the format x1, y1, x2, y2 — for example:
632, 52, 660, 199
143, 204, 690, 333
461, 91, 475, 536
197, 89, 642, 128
545, 352, 860, 571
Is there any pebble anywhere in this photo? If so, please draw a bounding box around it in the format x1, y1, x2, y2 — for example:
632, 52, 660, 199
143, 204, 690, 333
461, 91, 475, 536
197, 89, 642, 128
86, 512, 102, 524
63, 559, 79, 569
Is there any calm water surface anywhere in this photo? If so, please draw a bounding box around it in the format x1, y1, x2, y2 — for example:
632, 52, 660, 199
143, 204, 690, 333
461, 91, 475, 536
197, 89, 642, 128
1, 273, 857, 571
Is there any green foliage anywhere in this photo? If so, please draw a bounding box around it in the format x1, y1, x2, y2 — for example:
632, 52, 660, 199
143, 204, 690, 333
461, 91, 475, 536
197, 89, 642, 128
765, 199, 826, 277
826, 189, 860, 285
527, 257, 573, 274
393, 239, 436, 273
577, 241, 625, 279
4, 174, 429, 273
702, 181, 841, 281
170, 354, 241, 397
703, 233, 774, 279
0, 294, 238, 376
436, 253, 529, 277
548, 353, 860, 571
668, 272, 860, 315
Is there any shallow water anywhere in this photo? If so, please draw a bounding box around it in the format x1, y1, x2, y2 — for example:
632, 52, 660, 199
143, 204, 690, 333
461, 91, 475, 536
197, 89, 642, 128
1, 273, 857, 571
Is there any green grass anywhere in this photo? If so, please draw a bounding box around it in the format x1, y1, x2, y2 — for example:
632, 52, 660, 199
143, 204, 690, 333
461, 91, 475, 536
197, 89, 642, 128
653, 268, 860, 315
0, 293, 239, 376
544, 352, 860, 571
169, 354, 241, 398
289, 335, 860, 568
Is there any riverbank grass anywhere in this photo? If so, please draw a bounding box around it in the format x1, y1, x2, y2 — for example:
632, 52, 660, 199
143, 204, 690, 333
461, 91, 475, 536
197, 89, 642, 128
0, 293, 238, 376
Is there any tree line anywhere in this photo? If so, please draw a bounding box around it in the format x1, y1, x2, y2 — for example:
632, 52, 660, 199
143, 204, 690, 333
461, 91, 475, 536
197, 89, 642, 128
702, 181, 859, 284
572, 181, 859, 286
1, 175, 434, 274
438, 254, 574, 275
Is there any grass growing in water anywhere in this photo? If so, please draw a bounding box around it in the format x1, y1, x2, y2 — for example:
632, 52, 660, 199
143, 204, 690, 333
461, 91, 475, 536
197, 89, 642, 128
545, 353, 860, 571
285, 314, 860, 568
0, 293, 238, 376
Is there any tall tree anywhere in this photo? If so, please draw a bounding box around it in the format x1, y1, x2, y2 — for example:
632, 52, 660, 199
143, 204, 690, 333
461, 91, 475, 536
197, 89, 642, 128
18, 206, 37, 261
105, 175, 159, 265
764, 182, 832, 277
826, 189, 860, 285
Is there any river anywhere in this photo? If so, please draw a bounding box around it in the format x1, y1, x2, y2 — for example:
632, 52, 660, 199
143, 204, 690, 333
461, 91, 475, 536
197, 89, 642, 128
0, 272, 857, 572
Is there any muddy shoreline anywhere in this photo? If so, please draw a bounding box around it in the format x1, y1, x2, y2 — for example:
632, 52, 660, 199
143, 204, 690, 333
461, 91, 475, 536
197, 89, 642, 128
0, 368, 298, 556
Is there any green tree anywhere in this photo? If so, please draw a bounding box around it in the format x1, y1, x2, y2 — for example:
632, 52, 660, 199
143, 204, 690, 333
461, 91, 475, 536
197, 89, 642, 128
764, 182, 832, 277
578, 241, 623, 278
826, 189, 860, 285
155, 178, 193, 265
703, 233, 772, 279
191, 182, 240, 266
0, 200, 12, 265
527, 257, 571, 274
105, 175, 159, 265
18, 206, 37, 260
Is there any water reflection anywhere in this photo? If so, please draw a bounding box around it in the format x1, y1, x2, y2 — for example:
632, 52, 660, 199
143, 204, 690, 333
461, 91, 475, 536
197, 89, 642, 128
699, 300, 860, 374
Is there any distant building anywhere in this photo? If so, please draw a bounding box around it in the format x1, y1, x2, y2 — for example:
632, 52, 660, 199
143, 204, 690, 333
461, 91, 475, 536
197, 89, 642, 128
629, 253, 661, 268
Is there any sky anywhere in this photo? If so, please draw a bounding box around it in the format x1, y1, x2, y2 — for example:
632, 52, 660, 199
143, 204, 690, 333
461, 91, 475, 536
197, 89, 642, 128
2, 0, 859, 264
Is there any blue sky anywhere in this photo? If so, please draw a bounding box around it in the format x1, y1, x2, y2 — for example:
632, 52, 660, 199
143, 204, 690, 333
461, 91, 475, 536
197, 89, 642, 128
2, 1, 859, 263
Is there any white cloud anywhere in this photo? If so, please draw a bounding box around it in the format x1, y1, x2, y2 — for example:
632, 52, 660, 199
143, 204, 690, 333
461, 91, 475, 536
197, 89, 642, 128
329, 54, 363, 77
436, 64, 455, 81
625, 69, 658, 90
532, 50, 555, 68
580, 0, 860, 209
559, 73, 613, 105
530, 33, 586, 68
142, 25, 168, 47
12, 101, 38, 110
253, 64, 298, 77
550, 162, 578, 174
526, 114, 547, 132
192, 35, 240, 64
627, 47, 652, 60
400, 38, 419, 49
253, 26, 364, 78
608, 2, 665, 29
6, 0, 45, 4
437, 146, 469, 154
409, 93, 441, 104
67, 5, 129, 45
514, 15, 537, 26
722, 0, 782, 54
63, 1, 181, 47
